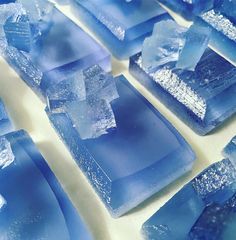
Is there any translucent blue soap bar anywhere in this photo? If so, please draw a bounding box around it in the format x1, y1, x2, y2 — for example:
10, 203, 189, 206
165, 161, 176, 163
0, 2, 110, 100
130, 45, 236, 135
72, 0, 169, 59
0, 129, 93, 240
46, 73, 196, 217
157, 0, 215, 20
0, 100, 13, 135
142, 137, 236, 240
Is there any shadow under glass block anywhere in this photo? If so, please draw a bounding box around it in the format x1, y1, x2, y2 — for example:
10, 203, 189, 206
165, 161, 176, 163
0, 130, 93, 240
142, 137, 236, 240
2, 4, 110, 101
73, 0, 169, 59
0, 100, 13, 136
46, 75, 195, 217
129, 49, 236, 135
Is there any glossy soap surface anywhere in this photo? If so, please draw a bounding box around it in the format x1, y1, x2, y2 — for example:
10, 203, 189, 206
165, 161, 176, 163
0, 129, 92, 239
47, 74, 195, 217
73, 0, 168, 59
143, 136, 236, 240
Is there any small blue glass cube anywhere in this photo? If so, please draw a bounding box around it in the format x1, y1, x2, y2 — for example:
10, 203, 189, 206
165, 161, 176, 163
0, 100, 13, 135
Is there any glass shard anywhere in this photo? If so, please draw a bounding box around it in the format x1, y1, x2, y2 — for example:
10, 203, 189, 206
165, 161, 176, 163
142, 137, 236, 240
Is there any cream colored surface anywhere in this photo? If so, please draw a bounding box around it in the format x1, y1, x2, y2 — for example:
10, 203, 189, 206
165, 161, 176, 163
0, 3, 236, 240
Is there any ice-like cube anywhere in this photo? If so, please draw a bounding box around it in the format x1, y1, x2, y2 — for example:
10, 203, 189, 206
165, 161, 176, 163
0, 100, 13, 135
65, 98, 116, 140
176, 21, 211, 71
142, 19, 186, 70
0, 136, 14, 169
142, 137, 236, 239
4, 14, 32, 52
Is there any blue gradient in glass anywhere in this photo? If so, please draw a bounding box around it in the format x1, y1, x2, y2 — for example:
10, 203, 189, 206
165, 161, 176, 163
0, 130, 92, 240
46, 75, 195, 217
143, 138, 236, 240
0, 100, 13, 136
1, 4, 110, 101
130, 48, 236, 135
72, 0, 169, 59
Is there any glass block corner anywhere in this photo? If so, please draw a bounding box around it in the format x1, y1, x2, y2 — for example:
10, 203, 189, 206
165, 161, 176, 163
0, 99, 13, 135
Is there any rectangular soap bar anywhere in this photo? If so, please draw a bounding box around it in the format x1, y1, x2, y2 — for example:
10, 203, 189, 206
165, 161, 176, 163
0, 2, 110, 101
0, 100, 13, 135
46, 74, 196, 217
0, 129, 93, 240
143, 137, 236, 240
73, 0, 169, 59
130, 48, 236, 135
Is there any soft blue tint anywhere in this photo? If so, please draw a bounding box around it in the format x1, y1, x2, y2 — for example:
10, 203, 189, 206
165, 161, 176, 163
0, 100, 13, 135
0, 130, 93, 240
46, 74, 195, 217
72, 0, 169, 59
223, 136, 236, 164
176, 21, 211, 71
143, 138, 236, 240
157, 0, 215, 20
130, 48, 236, 135
0, 2, 110, 101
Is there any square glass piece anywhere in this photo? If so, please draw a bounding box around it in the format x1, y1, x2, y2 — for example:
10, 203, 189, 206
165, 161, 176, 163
0, 2, 110, 101
0, 100, 13, 135
0, 130, 93, 240
46, 74, 195, 217
130, 47, 236, 135
72, 0, 169, 59
142, 137, 236, 240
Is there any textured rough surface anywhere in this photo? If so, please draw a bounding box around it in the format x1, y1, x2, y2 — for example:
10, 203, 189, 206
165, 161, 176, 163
142, 137, 236, 240
0, 130, 93, 240
0, 2, 110, 100
46, 74, 195, 217
73, 0, 169, 59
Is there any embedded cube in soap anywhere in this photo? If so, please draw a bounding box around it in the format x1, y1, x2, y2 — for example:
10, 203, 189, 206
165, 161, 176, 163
142, 138, 236, 240
46, 73, 195, 217
73, 0, 169, 59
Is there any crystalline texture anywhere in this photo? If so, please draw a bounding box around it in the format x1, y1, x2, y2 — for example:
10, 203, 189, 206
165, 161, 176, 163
46, 74, 195, 217
142, 137, 236, 240
0, 2, 110, 101
0, 129, 93, 240
72, 0, 169, 59
0, 100, 13, 135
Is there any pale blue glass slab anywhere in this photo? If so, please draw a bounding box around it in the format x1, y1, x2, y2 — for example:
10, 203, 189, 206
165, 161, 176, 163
142, 137, 236, 240
130, 47, 236, 135
46, 74, 196, 217
0, 100, 13, 135
72, 0, 169, 59
0, 129, 93, 240
0, 2, 110, 101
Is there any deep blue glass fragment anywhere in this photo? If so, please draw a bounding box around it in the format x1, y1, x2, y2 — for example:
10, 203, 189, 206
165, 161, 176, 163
130, 45, 236, 135
72, 0, 169, 59
0, 100, 13, 135
0, 129, 93, 240
46, 73, 195, 217
0, 2, 110, 101
142, 137, 236, 240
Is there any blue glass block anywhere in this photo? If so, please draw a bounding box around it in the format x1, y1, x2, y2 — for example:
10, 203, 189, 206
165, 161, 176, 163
0, 130, 93, 240
198, 6, 236, 66
223, 136, 236, 164
72, 0, 169, 59
0, 0, 15, 4
4, 15, 32, 52
1, 3, 110, 101
130, 47, 236, 135
176, 21, 211, 71
0, 100, 13, 135
216, 0, 236, 22
142, 139, 236, 240
157, 0, 215, 20
46, 74, 196, 217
